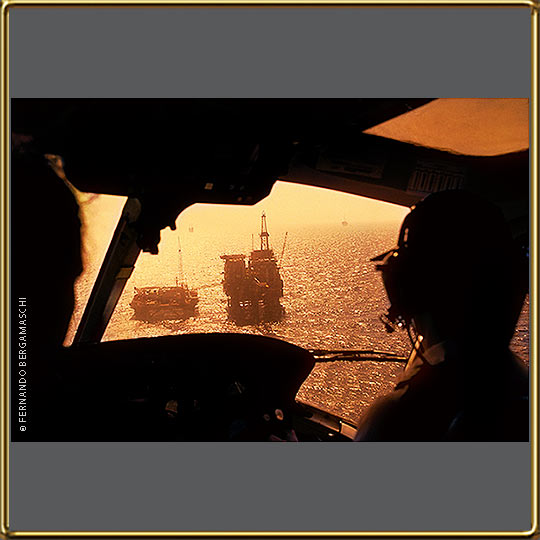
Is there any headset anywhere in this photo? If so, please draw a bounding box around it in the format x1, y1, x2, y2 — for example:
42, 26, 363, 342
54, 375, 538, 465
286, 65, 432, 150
371, 209, 419, 335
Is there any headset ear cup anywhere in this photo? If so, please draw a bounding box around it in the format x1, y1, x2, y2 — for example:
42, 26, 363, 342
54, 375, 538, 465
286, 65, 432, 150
396, 257, 412, 325
381, 251, 413, 325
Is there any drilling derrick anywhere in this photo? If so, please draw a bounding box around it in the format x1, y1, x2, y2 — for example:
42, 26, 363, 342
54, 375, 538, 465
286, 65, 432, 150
260, 212, 270, 251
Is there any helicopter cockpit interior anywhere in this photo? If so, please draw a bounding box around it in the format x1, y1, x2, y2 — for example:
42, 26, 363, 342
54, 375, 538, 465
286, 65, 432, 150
11, 98, 529, 442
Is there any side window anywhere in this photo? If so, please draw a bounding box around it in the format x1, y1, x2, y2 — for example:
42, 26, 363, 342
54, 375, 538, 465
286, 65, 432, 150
64, 194, 126, 346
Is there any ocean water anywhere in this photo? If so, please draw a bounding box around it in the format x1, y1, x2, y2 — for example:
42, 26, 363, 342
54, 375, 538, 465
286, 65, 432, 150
67, 215, 530, 426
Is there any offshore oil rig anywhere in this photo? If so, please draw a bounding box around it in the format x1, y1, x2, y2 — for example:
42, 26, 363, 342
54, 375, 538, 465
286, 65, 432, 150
221, 212, 285, 326
131, 240, 198, 322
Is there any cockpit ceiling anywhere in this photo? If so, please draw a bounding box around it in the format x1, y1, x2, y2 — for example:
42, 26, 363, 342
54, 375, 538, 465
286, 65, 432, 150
11, 98, 436, 198
11, 98, 529, 217
365, 98, 529, 157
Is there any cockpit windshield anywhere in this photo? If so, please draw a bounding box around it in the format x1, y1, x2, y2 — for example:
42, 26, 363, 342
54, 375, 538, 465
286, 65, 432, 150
65, 180, 529, 425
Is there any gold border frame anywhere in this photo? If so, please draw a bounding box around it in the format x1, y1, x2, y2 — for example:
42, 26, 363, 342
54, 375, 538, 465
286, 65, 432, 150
0, 2, 538, 538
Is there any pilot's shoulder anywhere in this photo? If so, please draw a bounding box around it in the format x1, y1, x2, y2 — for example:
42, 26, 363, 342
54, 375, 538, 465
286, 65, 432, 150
354, 387, 408, 442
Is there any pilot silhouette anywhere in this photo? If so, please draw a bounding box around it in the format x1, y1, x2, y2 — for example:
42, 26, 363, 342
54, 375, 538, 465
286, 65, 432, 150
355, 190, 529, 441
12, 140, 84, 440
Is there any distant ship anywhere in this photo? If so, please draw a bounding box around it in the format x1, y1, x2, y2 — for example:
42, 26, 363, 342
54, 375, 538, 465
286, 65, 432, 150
131, 241, 198, 322
221, 212, 284, 326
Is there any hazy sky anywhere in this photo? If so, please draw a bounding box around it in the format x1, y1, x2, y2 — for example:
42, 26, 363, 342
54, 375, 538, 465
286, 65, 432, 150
179, 181, 408, 232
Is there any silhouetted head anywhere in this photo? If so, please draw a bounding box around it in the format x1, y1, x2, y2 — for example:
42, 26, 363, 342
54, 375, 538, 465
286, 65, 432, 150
13, 148, 83, 351
373, 190, 528, 347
